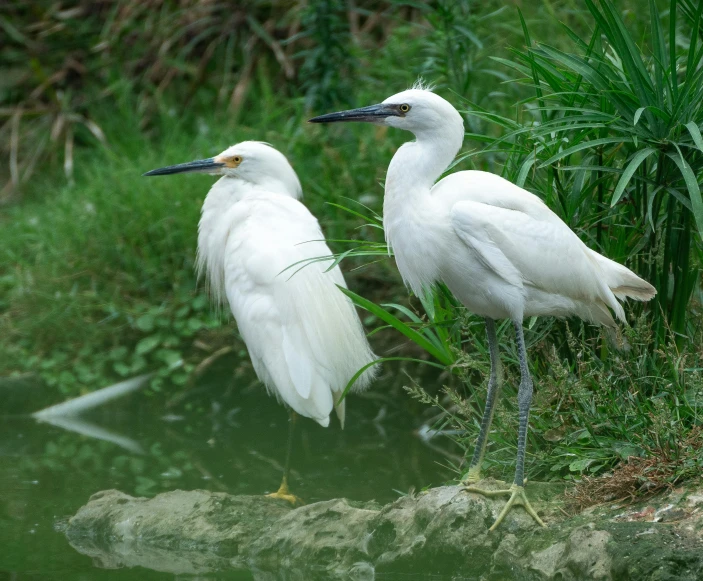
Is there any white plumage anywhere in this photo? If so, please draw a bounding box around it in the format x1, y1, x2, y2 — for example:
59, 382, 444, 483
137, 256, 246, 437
146, 141, 377, 428
366, 90, 654, 326
310, 87, 655, 529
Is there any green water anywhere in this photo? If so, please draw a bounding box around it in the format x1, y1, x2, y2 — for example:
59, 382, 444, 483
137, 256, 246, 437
1, 371, 458, 580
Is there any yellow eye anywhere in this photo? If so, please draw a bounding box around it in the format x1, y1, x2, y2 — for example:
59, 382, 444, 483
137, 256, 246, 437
221, 155, 243, 168
399, 103, 410, 113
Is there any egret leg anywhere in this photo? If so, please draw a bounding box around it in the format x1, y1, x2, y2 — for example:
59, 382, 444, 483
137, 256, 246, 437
462, 318, 501, 484
465, 321, 546, 531
266, 410, 303, 505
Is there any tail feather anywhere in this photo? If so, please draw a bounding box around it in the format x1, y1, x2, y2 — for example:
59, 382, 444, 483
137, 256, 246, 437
588, 250, 656, 303
610, 284, 656, 302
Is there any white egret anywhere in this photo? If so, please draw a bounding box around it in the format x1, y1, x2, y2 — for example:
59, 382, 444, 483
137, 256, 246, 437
310, 88, 655, 529
144, 141, 377, 503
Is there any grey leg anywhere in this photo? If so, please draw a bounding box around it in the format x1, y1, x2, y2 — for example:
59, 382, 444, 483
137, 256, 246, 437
513, 320, 532, 487
464, 320, 545, 530
463, 318, 501, 483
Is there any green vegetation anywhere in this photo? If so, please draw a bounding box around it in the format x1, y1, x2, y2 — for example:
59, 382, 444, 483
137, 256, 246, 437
1, 1, 702, 499
465, 0, 703, 344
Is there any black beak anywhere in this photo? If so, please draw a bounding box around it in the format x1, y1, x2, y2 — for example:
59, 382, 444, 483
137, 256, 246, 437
143, 157, 225, 177
309, 103, 399, 124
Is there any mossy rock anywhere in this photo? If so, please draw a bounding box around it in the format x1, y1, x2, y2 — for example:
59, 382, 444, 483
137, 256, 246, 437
64, 482, 703, 580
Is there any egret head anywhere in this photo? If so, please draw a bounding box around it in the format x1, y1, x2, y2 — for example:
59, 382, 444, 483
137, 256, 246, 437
309, 88, 464, 139
143, 141, 302, 199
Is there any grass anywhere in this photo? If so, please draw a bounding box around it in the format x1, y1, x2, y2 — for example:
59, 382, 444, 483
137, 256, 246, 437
1, 1, 702, 498
403, 312, 703, 492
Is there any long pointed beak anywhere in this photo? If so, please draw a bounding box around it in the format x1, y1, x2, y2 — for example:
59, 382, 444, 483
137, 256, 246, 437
142, 157, 225, 177
308, 103, 399, 124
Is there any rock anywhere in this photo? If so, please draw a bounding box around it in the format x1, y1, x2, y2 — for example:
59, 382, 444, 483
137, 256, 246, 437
63, 482, 703, 580
65, 489, 293, 574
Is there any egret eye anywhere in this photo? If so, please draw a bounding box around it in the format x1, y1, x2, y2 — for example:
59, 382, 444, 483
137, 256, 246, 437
399, 103, 411, 113
220, 154, 243, 168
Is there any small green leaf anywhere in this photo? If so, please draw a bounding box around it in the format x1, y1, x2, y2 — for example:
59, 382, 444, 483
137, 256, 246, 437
155, 349, 182, 366
171, 372, 189, 386
113, 362, 131, 376
569, 458, 595, 472
614, 445, 641, 459
136, 314, 155, 332
135, 335, 160, 355
131, 356, 147, 372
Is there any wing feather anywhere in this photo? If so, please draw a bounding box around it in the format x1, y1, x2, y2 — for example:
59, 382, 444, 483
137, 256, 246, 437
450, 200, 623, 321
221, 194, 377, 426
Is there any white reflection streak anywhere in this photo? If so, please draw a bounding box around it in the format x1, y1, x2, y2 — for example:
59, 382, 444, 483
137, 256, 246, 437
31, 373, 153, 454
36, 415, 145, 455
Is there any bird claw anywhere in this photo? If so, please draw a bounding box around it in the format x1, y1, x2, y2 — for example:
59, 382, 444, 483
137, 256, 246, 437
265, 491, 303, 505
463, 483, 545, 531
265, 483, 304, 506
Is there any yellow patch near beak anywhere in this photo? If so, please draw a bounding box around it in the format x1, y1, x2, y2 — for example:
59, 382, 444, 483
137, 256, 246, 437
215, 155, 243, 168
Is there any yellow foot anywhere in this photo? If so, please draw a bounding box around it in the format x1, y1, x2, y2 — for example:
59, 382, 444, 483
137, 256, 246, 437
464, 483, 546, 531
461, 465, 483, 485
265, 484, 303, 506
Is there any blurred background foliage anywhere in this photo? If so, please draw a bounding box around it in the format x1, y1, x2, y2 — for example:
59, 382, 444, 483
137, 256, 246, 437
1, 0, 701, 490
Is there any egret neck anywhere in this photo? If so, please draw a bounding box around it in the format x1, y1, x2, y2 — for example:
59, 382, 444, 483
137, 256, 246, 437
382, 110, 464, 296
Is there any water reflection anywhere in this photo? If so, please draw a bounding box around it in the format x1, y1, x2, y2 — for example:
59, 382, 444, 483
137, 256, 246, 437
34, 415, 145, 454
1, 367, 458, 579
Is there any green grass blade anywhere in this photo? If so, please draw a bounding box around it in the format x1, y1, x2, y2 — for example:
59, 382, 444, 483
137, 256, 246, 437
381, 301, 450, 356
666, 148, 703, 238
516, 149, 538, 187
382, 303, 424, 324
685, 0, 703, 78
517, 7, 547, 124
338, 286, 454, 366
325, 202, 382, 225
633, 107, 646, 126
649, 0, 666, 107
336, 356, 447, 404
611, 148, 657, 206
684, 121, 703, 153
669, 0, 678, 101
538, 137, 629, 168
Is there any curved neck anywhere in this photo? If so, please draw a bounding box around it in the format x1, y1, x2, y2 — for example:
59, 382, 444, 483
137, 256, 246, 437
383, 120, 464, 227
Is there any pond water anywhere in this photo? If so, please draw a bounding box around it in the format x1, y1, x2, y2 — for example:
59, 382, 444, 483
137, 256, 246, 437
1, 367, 462, 580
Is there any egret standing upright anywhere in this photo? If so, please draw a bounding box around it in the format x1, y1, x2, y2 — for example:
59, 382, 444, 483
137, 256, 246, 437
144, 141, 378, 503
310, 87, 655, 529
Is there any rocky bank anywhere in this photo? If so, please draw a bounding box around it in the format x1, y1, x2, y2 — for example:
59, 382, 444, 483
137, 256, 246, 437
63, 479, 703, 580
